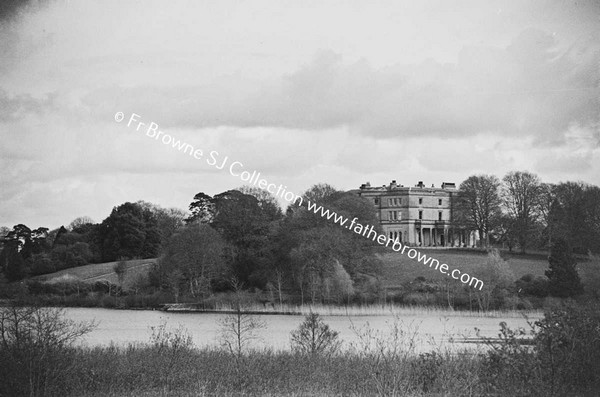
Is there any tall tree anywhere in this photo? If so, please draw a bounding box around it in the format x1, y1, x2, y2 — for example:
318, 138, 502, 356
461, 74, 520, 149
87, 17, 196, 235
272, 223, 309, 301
68, 216, 95, 231
136, 201, 187, 245
186, 192, 215, 224
98, 202, 161, 261
0, 240, 26, 281
538, 183, 557, 248
159, 224, 227, 297
457, 175, 502, 247
502, 171, 542, 253
549, 182, 600, 254
545, 239, 583, 297
236, 185, 283, 221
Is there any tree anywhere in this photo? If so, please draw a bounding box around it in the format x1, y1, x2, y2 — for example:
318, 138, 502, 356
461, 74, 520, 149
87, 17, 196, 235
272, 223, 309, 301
545, 239, 583, 297
236, 185, 283, 221
98, 202, 161, 261
280, 184, 382, 302
113, 259, 128, 287
218, 278, 266, 357
301, 183, 343, 206
502, 171, 542, 253
290, 312, 341, 356
207, 190, 273, 286
186, 192, 215, 224
290, 227, 351, 303
548, 182, 600, 254
538, 183, 557, 248
457, 175, 502, 247
0, 241, 26, 281
474, 250, 515, 311
68, 216, 94, 231
327, 260, 354, 304
136, 201, 187, 245
159, 224, 227, 297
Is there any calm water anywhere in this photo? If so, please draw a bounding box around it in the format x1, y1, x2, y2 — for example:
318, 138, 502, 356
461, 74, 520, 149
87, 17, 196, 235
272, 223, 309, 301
63, 308, 541, 353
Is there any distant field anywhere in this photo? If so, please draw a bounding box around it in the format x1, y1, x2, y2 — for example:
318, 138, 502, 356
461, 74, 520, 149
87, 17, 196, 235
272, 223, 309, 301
35, 258, 157, 289
379, 248, 600, 290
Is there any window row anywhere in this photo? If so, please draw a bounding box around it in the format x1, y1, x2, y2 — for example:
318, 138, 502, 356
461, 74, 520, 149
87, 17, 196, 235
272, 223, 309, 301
389, 231, 402, 242
417, 198, 444, 205
388, 197, 401, 206
418, 211, 445, 220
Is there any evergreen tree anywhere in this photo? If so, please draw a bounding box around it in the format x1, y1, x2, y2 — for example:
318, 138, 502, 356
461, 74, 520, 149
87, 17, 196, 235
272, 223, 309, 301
2, 241, 26, 281
545, 239, 583, 297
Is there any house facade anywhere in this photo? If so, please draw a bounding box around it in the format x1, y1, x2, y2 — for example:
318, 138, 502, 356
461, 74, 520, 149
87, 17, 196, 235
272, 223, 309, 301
355, 180, 477, 247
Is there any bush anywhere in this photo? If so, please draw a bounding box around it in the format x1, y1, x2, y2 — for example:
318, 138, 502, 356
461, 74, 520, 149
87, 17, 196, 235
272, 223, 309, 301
0, 305, 95, 396
516, 274, 549, 297
290, 312, 340, 356
534, 302, 600, 394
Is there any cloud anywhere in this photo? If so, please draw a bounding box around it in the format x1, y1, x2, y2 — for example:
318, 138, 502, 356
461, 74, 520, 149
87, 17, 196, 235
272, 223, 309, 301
80, 29, 599, 147
1, 0, 599, 228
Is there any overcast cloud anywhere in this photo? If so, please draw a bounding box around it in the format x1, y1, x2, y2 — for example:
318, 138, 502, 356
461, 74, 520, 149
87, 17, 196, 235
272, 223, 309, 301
0, 0, 599, 228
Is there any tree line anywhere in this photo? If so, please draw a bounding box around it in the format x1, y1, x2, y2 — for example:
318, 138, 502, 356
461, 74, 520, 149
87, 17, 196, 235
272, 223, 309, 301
0, 202, 186, 281
1, 171, 598, 304
151, 184, 383, 304
456, 171, 600, 254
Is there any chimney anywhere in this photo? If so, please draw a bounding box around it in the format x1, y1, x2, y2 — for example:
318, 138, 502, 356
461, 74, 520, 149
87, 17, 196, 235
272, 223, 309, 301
417, 181, 424, 188
390, 180, 397, 188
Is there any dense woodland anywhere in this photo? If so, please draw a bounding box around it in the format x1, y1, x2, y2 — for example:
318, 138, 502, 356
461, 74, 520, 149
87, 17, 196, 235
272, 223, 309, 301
0, 171, 598, 306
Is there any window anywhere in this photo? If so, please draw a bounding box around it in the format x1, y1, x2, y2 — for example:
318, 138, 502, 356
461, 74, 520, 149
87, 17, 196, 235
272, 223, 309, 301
388, 198, 393, 206
418, 198, 423, 205
438, 211, 443, 221
419, 210, 423, 220
438, 199, 442, 205
374, 197, 379, 205
389, 211, 400, 221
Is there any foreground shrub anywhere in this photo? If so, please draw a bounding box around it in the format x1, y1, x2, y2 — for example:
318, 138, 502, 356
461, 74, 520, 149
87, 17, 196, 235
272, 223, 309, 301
534, 302, 600, 395
290, 312, 341, 356
0, 305, 95, 397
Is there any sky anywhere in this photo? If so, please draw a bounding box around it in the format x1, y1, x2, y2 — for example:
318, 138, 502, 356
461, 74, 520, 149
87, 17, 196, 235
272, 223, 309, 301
0, 0, 599, 229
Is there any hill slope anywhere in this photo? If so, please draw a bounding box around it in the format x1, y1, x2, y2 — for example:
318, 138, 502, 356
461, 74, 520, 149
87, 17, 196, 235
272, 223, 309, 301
35, 258, 157, 290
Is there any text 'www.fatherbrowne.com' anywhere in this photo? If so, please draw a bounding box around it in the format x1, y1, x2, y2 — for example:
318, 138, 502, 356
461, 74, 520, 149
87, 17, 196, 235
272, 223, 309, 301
115, 112, 484, 290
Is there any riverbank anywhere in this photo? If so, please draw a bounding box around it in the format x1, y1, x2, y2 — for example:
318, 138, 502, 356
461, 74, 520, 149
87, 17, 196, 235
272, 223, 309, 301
1, 303, 599, 396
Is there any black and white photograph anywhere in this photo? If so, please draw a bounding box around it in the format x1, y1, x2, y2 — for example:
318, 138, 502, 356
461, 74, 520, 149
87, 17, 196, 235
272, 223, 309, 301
1, 0, 599, 396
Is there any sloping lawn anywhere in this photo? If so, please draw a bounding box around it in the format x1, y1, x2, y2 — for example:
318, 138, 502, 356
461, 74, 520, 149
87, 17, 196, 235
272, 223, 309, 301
379, 249, 550, 288
35, 258, 157, 289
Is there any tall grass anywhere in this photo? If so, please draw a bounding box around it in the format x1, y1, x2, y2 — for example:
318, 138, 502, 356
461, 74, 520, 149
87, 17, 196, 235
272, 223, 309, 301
2, 302, 597, 396
195, 301, 542, 318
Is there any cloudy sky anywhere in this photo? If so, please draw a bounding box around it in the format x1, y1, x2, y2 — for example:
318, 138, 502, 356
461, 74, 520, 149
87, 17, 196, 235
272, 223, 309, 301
1, 0, 599, 229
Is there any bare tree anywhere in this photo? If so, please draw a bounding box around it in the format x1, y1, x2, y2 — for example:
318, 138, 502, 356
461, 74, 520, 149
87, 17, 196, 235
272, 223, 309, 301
218, 278, 266, 357
68, 216, 95, 231
502, 171, 543, 253
458, 175, 502, 248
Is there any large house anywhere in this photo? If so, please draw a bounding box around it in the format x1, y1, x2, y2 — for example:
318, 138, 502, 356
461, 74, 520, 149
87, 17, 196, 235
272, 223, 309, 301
355, 180, 477, 247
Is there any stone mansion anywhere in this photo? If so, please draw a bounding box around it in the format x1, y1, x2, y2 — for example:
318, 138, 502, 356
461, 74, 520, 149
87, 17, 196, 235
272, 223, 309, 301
355, 180, 478, 247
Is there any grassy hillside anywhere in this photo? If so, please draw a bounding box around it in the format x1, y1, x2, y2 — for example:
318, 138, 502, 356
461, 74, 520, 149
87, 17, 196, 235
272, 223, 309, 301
35, 258, 157, 290
379, 248, 600, 292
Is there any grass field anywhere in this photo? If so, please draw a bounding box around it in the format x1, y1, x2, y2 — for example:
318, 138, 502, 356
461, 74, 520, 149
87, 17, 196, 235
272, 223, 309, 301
35, 258, 157, 289
33, 248, 600, 298
379, 248, 600, 290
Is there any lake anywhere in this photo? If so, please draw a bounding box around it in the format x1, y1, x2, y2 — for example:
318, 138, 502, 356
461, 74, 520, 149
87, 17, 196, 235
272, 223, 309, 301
63, 307, 542, 353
